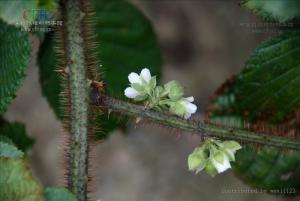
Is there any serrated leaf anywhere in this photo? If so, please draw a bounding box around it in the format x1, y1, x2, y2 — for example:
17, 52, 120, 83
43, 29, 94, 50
0, 142, 24, 158
44, 188, 77, 201
212, 30, 300, 123
0, 120, 34, 152
209, 30, 300, 195
39, 0, 59, 12
0, 0, 39, 29
241, 0, 300, 22
0, 20, 31, 114
37, 0, 162, 139
0, 157, 43, 201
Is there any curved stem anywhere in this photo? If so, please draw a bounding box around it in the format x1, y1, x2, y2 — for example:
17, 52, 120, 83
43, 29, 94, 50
91, 91, 300, 151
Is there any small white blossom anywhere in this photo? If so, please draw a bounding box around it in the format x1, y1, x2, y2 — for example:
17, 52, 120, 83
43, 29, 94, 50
128, 72, 142, 84
140, 68, 151, 82
128, 68, 151, 84
181, 96, 197, 119
124, 87, 139, 98
211, 152, 231, 173
125, 68, 153, 99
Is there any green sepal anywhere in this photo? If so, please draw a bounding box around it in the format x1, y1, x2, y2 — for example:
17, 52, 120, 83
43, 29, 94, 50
133, 94, 148, 102
164, 80, 184, 100
221, 141, 242, 151
204, 159, 218, 177
169, 101, 186, 117
188, 147, 208, 172
131, 83, 146, 94
148, 76, 157, 90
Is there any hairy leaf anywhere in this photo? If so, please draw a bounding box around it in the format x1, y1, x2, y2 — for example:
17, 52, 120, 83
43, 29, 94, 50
39, 0, 59, 12
209, 30, 300, 195
37, 33, 62, 119
0, 120, 34, 152
37, 0, 162, 139
0, 0, 38, 29
0, 142, 43, 201
0, 20, 31, 114
44, 188, 77, 201
241, 0, 300, 22
212, 30, 300, 124
0, 142, 24, 158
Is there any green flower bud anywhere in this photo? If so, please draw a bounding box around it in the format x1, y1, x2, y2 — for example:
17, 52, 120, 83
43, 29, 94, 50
204, 159, 218, 177
164, 80, 184, 100
188, 147, 208, 171
169, 101, 186, 116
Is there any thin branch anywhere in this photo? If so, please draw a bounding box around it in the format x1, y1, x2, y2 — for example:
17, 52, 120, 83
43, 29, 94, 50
90, 87, 300, 151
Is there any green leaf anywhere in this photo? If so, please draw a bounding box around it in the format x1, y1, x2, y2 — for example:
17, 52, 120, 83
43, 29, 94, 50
241, 0, 300, 22
44, 188, 77, 201
0, 157, 43, 201
0, 120, 34, 152
37, 33, 62, 119
0, 135, 14, 145
209, 30, 300, 195
37, 0, 162, 139
0, 20, 31, 114
0, 0, 39, 29
212, 30, 300, 123
39, 0, 59, 12
91, 0, 162, 96
0, 142, 24, 158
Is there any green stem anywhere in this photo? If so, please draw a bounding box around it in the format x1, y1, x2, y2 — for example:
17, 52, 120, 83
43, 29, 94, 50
64, 0, 89, 200
91, 92, 300, 151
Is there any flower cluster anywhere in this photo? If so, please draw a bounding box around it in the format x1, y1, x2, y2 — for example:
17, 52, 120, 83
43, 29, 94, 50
188, 138, 242, 176
124, 68, 197, 119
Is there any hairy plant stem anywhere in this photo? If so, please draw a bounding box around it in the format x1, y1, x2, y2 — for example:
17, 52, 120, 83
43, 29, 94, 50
64, 0, 89, 200
91, 91, 300, 151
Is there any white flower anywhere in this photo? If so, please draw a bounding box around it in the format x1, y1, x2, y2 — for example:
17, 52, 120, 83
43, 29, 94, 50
211, 152, 231, 173
140, 68, 151, 82
181, 96, 197, 119
125, 68, 152, 99
124, 87, 139, 98
128, 68, 151, 84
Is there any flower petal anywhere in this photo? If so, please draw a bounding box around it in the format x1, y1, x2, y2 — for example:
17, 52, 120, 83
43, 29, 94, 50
128, 72, 141, 84
185, 102, 197, 114
185, 96, 194, 102
211, 154, 231, 173
184, 113, 192, 119
124, 87, 139, 98
140, 68, 151, 82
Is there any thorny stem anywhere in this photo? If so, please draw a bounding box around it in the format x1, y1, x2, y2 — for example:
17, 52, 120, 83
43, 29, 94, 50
63, 0, 89, 200
90, 89, 300, 151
